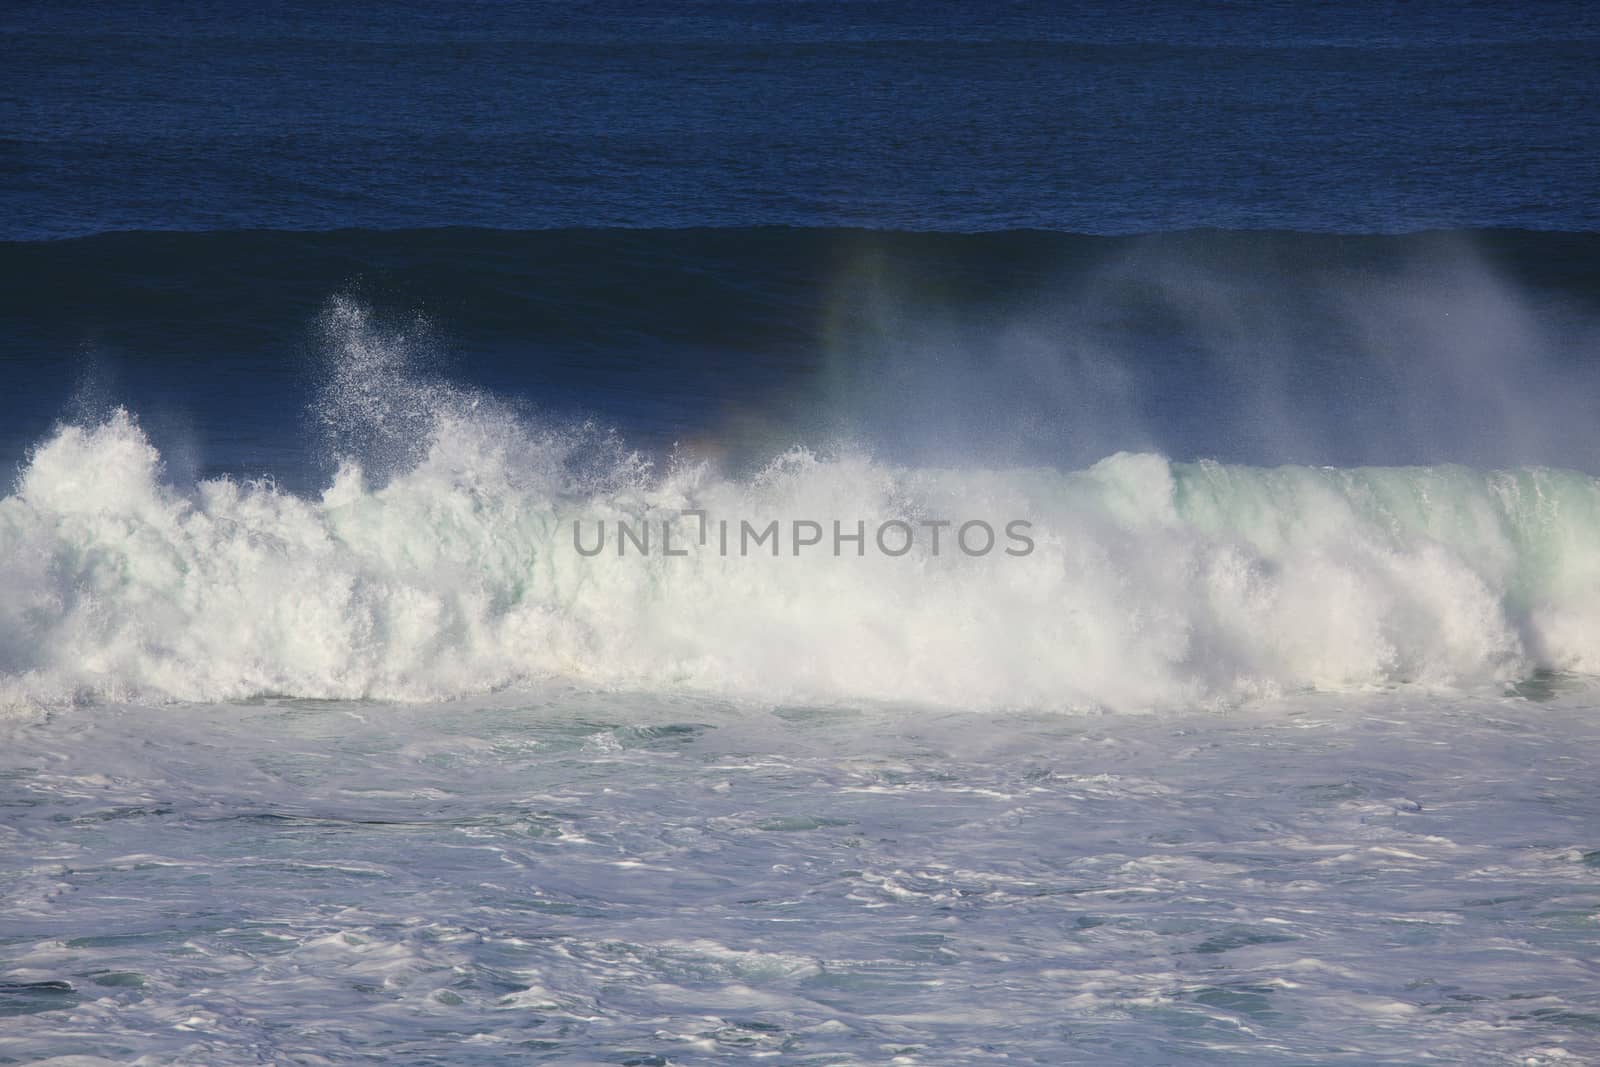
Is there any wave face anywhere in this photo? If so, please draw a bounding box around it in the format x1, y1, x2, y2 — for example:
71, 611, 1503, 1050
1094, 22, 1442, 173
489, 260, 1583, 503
3, 304, 1597, 711
6, 227, 1600, 484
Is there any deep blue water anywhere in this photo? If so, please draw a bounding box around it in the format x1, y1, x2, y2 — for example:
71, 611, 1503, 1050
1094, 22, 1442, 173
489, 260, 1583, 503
4, 0, 1600, 478
7, 0, 1600, 237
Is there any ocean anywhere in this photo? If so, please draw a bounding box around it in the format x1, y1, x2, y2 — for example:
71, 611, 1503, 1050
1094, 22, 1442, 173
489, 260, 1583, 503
3, 2, 1600, 1063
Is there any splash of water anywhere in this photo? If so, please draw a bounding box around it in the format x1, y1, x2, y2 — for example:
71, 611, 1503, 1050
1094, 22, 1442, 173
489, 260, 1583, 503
3, 299, 1599, 711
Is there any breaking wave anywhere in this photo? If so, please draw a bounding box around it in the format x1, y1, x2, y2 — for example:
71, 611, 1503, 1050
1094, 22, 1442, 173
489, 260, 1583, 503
3, 300, 1597, 711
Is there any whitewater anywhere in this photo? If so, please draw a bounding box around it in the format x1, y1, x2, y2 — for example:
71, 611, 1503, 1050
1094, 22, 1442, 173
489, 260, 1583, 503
5, 685, 1600, 1063
4, 351, 1599, 712
4, 302, 1600, 1064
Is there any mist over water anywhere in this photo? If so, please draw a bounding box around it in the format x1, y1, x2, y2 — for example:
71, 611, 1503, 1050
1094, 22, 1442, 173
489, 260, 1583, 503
4, 282, 1600, 714
8, 228, 1597, 492
815, 231, 1600, 472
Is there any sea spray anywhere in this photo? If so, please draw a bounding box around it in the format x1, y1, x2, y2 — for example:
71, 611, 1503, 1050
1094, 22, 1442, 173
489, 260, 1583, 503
3, 401, 1598, 710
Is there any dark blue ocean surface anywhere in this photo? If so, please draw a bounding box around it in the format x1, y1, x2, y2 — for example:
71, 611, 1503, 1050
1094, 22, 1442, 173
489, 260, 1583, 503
3, 1, 1599, 481
6, 0, 1600, 237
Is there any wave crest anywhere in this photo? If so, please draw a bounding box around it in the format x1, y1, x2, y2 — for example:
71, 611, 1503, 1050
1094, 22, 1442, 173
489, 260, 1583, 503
3, 392, 1598, 710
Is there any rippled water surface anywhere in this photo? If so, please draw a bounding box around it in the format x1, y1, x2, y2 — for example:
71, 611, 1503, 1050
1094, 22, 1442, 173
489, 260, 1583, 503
4, 689, 1599, 1064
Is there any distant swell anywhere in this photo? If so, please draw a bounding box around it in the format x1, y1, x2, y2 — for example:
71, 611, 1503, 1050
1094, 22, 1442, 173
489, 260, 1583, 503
7, 226, 1600, 333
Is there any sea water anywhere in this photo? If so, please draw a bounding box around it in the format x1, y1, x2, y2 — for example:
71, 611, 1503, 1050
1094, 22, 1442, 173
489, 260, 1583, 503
3, 350, 1600, 1062
5, 691, 1600, 1064
5, 1, 1600, 1062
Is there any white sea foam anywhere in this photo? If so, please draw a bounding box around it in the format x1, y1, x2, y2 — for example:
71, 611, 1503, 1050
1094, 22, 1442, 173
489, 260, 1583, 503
5, 692, 1599, 1064
2, 302, 1597, 710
